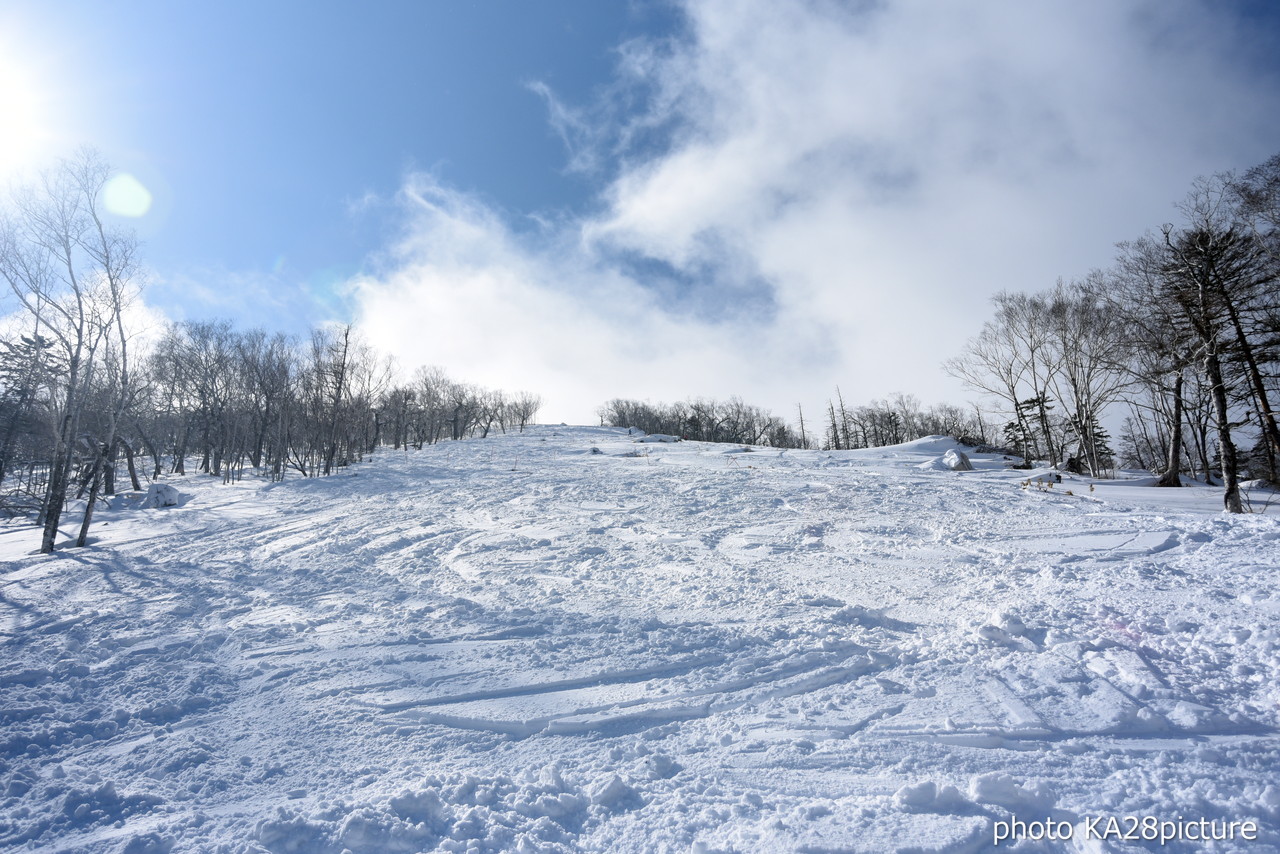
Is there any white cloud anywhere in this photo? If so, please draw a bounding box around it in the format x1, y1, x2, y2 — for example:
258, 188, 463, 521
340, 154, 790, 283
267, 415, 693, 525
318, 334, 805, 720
351, 0, 1280, 423
350, 174, 795, 418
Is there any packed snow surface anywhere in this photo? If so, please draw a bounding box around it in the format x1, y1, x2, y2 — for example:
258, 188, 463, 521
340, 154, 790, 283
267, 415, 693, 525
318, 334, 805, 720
2, 426, 1278, 853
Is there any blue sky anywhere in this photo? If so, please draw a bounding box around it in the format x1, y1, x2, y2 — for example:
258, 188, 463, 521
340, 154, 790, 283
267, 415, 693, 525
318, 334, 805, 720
2, 1, 679, 323
4, 1, 1280, 422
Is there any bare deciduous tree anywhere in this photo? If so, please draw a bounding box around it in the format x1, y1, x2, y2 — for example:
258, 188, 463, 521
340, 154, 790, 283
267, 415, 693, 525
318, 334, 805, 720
0, 150, 137, 551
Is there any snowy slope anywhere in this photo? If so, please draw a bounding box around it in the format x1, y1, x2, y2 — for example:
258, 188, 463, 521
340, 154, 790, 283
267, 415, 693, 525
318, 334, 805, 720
1, 426, 1278, 853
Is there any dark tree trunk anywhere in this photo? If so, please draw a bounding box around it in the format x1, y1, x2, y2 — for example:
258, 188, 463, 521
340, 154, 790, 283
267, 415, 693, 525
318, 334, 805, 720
103, 440, 118, 495
40, 411, 77, 554
1157, 371, 1184, 487
1206, 352, 1244, 512
1037, 399, 1057, 467
173, 424, 188, 475
76, 444, 105, 547
252, 408, 268, 469
1221, 299, 1280, 480
135, 422, 163, 479
121, 438, 141, 491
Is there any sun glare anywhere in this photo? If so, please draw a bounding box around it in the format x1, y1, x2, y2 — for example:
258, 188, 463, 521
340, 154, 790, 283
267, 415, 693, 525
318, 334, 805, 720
0, 39, 59, 180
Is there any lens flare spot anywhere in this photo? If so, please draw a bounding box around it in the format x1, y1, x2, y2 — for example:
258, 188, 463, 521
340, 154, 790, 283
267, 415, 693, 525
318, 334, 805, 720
103, 173, 153, 218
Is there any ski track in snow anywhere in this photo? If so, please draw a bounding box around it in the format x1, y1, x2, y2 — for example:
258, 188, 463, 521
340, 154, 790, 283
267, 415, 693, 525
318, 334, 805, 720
1, 426, 1279, 853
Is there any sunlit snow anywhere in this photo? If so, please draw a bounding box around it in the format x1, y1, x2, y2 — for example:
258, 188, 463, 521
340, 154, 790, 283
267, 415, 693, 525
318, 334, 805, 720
1, 427, 1277, 851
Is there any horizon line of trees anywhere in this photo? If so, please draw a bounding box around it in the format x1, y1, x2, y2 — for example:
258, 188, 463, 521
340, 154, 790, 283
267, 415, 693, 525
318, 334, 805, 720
597, 392, 992, 452
598, 396, 806, 448
138, 319, 541, 482
817, 390, 991, 451
0, 151, 541, 552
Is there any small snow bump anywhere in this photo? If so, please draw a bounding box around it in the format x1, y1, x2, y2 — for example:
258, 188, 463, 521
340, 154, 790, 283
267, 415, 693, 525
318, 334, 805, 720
968, 773, 1055, 812
894, 780, 937, 808
976, 624, 1014, 644
645, 754, 682, 780
588, 774, 638, 809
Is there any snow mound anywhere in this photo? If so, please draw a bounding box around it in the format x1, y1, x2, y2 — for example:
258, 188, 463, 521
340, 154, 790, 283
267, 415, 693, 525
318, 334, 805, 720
831, 604, 914, 631
894, 780, 968, 813
141, 483, 185, 509
969, 773, 1056, 813
916, 448, 974, 472
634, 434, 681, 443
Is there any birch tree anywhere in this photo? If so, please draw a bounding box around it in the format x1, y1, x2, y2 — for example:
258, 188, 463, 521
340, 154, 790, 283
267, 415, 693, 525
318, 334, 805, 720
0, 151, 136, 552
